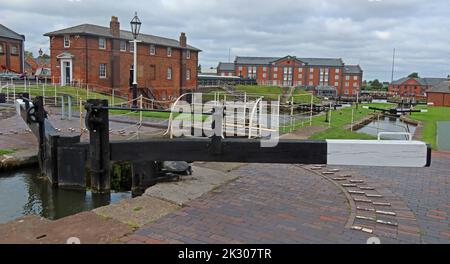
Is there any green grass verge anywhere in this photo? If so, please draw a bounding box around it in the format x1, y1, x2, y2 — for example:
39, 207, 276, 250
409, 106, 450, 149
0, 149, 15, 155
9, 85, 126, 104
285, 102, 396, 139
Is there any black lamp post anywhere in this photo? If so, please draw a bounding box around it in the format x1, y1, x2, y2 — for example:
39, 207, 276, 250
130, 12, 141, 108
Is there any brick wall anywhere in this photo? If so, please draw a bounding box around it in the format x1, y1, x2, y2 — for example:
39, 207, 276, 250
427, 92, 450, 107
389, 78, 427, 98
49, 34, 198, 100
0, 37, 23, 73
234, 58, 362, 96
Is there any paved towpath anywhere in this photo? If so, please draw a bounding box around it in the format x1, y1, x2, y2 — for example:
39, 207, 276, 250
123, 152, 449, 244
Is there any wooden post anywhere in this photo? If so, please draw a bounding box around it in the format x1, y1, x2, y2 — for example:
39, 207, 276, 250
86, 99, 110, 194
309, 93, 313, 126
329, 102, 332, 128
290, 96, 294, 132
351, 108, 355, 132
54, 82, 57, 106
138, 95, 143, 139
79, 99, 83, 136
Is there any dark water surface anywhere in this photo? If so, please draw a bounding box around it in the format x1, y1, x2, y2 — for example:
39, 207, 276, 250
356, 116, 417, 140
0, 167, 130, 224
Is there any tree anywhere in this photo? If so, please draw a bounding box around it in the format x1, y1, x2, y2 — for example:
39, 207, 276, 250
408, 72, 419, 78
24, 51, 34, 58
370, 79, 383, 90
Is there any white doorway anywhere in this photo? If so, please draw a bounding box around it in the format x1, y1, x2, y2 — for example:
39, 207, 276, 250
60, 59, 72, 86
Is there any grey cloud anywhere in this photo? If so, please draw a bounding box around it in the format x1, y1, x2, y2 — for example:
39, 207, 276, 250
0, 0, 449, 81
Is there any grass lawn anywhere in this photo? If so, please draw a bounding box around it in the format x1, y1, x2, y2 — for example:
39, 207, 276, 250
0, 149, 15, 155
235, 85, 321, 103
110, 109, 209, 121
286, 102, 396, 139
409, 106, 450, 149
8, 85, 126, 105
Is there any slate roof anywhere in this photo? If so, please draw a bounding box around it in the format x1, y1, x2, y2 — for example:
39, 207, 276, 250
343, 65, 362, 74
391, 77, 447, 86
0, 24, 25, 41
217, 62, 235, 71
44, 24, 200, 51
428, 81, 450, 94
234, 56, 344, 67
235, 57, 280, 65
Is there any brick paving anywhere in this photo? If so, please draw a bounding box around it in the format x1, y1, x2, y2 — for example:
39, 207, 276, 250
123, 164, 371, 244
341, 151, 450, 243
124, 152, 449, 244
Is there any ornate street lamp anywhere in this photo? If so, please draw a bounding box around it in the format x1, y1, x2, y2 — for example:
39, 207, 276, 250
130, 12, 141, 107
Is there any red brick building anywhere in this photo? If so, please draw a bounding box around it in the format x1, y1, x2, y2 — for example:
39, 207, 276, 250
427, 80, 450, 107
219, 56, 363, 97
389, 77, 446, 99
0, 24, 25, 73
44, 16, 201, 100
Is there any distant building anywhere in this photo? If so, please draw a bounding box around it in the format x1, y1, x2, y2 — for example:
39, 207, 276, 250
25, 54, 51, 78
217, 62, 235, 76
389, 77, 447, 99
0, 24, 25, 73
217, 55, 363, 97
44, 16, 201, 100
427, 78, 450, 107
200, 66, 218, 75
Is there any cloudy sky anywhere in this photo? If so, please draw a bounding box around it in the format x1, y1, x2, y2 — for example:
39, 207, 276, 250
1, 0, 449, 81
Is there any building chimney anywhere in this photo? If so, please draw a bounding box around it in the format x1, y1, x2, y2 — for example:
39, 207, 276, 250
179, 32, 187, 48
110, 16, 120, 38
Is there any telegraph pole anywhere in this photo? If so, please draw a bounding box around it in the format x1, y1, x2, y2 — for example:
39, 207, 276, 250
391, 48, 396, 83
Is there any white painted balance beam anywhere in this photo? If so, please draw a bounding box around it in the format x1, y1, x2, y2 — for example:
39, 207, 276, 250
326, 139, 430, 167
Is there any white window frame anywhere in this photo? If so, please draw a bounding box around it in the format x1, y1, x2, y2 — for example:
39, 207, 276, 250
10, 45, 18, 55
186, 49, 190, 59
353, 76, 358, 81
334, 81, 339, 87
336, 68, 340, 73
345, 76, 350, 81
167, 67, 172, 80
99, 63, 107, 79
99, 37, 106, 49
64, 35, 70, 48
150, 45, 156, 55
167, 47, 172, 57
0, 44, 4, 53
130, 43, 134, 53
120, 40, 127, 51
186, 69, 191, 80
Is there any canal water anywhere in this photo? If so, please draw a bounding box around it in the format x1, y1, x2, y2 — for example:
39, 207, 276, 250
0, 167, 131, 224
356, 116, 417, 140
